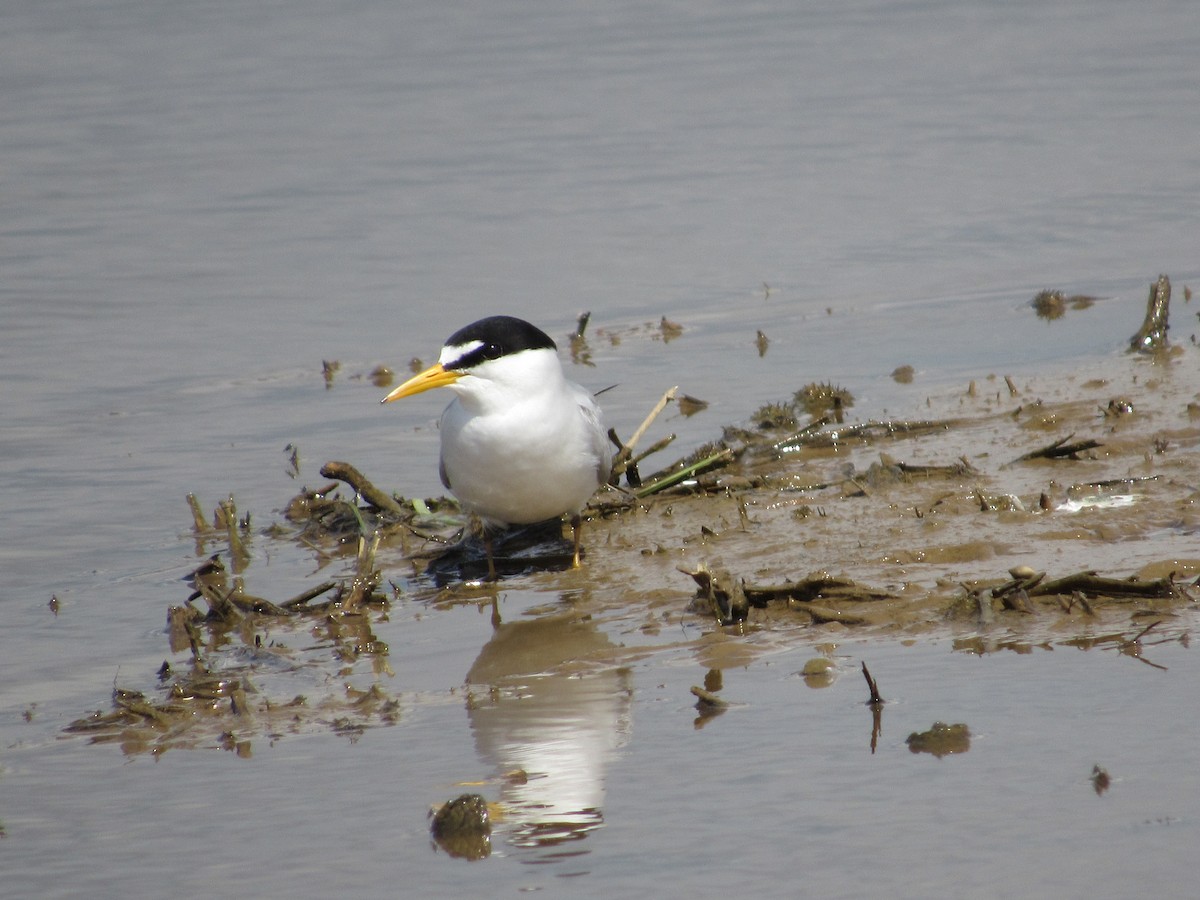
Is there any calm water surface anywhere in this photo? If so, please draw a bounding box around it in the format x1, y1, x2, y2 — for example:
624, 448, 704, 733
2, 0, 1199, 896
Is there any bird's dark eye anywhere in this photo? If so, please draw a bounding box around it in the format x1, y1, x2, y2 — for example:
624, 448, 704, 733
483, 342, 502, 360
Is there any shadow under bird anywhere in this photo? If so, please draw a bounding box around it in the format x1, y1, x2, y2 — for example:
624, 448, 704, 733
381, 315, 611, 579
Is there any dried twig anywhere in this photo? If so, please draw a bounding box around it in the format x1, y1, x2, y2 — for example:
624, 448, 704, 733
861, 662, 883, 705
1029, 571, 1180, 600
573, 310, 591, 340
282, 581, 339, 609
1008, 434, 1102, 465
776, 418, 955, 451
609, 386, 679, 483
634, 448, 735, 498
320, 461, 405, 516
628, 385, 679, 453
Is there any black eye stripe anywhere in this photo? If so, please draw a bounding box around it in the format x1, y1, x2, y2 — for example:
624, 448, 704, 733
446, 343, 493, 371
442, 316, 557, 370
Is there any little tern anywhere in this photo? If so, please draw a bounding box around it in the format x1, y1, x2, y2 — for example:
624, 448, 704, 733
381, 315, 611, 578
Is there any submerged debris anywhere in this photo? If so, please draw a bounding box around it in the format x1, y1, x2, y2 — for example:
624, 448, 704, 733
680, 565, 895, 628
682, 564, 750, 626
64, 495, 398, 756
1130, 274, 1171, 352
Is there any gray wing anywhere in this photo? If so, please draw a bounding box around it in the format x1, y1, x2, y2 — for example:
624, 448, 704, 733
578, 393, 613, 487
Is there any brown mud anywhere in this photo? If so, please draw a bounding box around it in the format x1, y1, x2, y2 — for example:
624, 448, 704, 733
67, 277, 1200, 754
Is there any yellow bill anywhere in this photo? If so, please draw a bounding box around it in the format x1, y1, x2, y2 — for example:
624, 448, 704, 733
380, 363, 461, 403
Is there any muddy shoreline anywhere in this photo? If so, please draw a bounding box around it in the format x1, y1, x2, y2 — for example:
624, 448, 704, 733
66, 279, 1199, 754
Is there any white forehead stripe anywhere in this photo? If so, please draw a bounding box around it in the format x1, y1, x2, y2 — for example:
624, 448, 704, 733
440, 339, 484, 367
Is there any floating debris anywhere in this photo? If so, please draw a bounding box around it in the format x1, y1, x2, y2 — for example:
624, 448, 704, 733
801, 657, 836, 688
676, 394, 709, 417
1032, 289, 1099, 321
568, 311, 595, 366
690, 685, 730, 715
322, 359, 340, 387
755, 330, 770, 357
369, 365, 394, 388
794, 381, 854, 420
572, 310, 591, 341
752, 401, 798, 432
1091, 765, 1111, 796
906, 722, 971, 757
430, 794, 492, 860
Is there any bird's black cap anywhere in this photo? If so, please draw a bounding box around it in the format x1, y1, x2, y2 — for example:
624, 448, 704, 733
444, 316, 558, 370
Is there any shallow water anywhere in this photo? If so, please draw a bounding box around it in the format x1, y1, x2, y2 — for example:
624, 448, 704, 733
3, 0, 1199, 896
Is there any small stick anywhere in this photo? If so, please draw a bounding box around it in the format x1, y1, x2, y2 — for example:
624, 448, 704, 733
1008, 434, 1102, 465
609, 386, 679, 481
772, 415, 831, 451
634, 448, 734, 498
282, 580, 339, 609
1030, 572, 1178, 599
607, 427, 638, 486
861, 662, 883, 705
844, 476, 871, 498
625, 386, 679, 455
186, 493, 209, 531
630, 433, 677, 466
573, 311, 591, 340
1121, 620, 1161, 648
320, 461, 405, 516
220, 499, 250, 573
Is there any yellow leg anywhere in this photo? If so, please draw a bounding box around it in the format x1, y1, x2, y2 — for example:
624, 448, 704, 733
570, 514, 583, 568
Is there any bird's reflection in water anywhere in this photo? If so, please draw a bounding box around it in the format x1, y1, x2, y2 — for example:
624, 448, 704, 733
465, 605, 631, 853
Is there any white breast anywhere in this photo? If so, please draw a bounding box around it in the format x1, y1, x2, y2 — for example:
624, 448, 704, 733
437, 349, 609, 526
